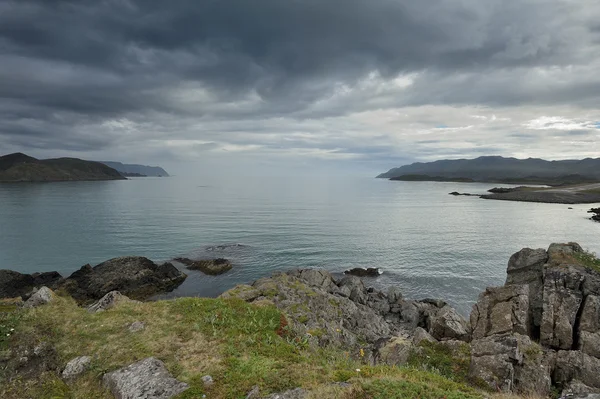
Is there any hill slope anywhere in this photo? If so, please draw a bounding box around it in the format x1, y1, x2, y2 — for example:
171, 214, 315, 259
378, 156, 600, 184
0, 153, 126, 182
100, 161, 169, 177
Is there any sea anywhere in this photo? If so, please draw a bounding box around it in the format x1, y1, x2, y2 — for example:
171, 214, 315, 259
1, 175, 598, 316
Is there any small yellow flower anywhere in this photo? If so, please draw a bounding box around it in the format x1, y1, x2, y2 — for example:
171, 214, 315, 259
359, 348, 365, 357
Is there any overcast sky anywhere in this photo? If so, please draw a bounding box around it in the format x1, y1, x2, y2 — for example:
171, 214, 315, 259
1, 0, 599, 175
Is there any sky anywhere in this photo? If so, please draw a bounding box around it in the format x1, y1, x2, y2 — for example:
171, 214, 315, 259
1, 0, 600, 176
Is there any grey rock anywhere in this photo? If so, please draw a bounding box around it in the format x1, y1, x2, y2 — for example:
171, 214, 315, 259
62, 356, 91, 381
129, 321, 146, 333
245, 385, 260, 399
471, 285, 530, 340
412, 327, 437, 346
344, 267, 381, 277
288, 269, 339, 293
427, 305, 470, 342
505, 247, 548, 329
87, 291, 136, 313
469, 334, 551, 395
541, 265, 585, 349
63, 256, 187, 303
23, 286, 54, 308
200, 375, 213, 387
561, 380, 600, 397
219, 284, 261, 301
548, 242, 584, 257
377, 335, 412, 366
554, 350, 600, 389
337, 276, 368, 305
0, 270, 63, 299
103, 357, 188, 399
387, 287, 403, 305
3, 342, 60, 379
265, 388, 307, 399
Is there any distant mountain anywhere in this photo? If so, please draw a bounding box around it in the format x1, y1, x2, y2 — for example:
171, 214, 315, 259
0, 153, 126, 182
100, 161, 169, 177
377, 156, 600, 185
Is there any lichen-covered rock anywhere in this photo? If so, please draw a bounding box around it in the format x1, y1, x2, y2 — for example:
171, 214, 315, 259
427, 305, 470, 342
128, 321, 145, 333
469, 334, 551, 395
62, 356, 91, 381
541, 264, 585, 350
103, 357, 188, 399
23, 286, 54, 308
62, 256, 186, 303
4, 342, 60, 380
562, 380, 600, 398
505, 247, 547, 329
377, 334, 412, 365
471, 285, 530, 339
412, 327, 437, 345
554, 350, 600, 389
578, 295, 600, 358
87, 291, 137, 313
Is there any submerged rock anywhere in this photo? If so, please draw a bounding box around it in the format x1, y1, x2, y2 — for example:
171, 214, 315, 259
103, 357, 188, 399
62, 256, 186, 303
344, 267, 382, 277
174, 257, 233, 275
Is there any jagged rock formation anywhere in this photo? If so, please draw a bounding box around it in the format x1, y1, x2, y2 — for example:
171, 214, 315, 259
223, 242, 600, 397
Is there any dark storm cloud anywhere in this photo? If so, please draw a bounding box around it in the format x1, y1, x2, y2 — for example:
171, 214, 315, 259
0, 0, 599, 162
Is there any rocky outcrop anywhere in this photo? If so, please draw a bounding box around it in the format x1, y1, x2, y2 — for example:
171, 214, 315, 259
468, 242, 600, 395
589, 208, 600, 223
222, 268, 470, 360
174, 257, 233, 275
103, 357, 188, 399
62, 256, 186, 302
0, 270, 63, 299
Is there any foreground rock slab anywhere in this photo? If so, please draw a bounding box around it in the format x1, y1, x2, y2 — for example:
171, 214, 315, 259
23, 286, 55, 308
62, 256, 186, 302
103, 357, 188, 399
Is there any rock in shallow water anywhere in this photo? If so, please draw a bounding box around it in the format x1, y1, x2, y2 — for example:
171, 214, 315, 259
174, 257, 232, 275
62, 256, 186, 303
344, 267, 381, 277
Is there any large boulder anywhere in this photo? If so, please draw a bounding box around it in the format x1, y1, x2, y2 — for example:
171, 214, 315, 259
62, 257, 186, 302
103, 357, 188, 399
578, 295, 600, 358
23, 286, 55, 308
505, 248, 547, 329
540, 264, 585, 349
0, 270, 63, 299
427, 305, 470, 342
471, 285, 530, 339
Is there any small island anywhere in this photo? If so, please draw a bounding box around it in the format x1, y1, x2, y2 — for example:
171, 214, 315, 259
0, 153, 126, 183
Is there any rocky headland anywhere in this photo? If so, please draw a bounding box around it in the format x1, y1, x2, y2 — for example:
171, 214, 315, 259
0, 153, 126, 183
2, 242, 600, 398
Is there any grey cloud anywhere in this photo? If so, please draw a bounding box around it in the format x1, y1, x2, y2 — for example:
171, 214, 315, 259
0, 0, 599, 165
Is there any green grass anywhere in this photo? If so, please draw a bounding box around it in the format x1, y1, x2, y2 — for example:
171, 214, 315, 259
407, 340, 471, 383
1, 296, 490, 399
573, 250, 600, 273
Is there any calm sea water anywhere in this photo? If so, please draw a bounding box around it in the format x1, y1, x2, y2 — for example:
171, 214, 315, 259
1, 176, 599, 315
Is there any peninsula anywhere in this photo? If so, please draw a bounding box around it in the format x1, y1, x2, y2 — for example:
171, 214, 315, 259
99, 161, 169, 177
0, 153, 125, 183
378, 156, 600, 186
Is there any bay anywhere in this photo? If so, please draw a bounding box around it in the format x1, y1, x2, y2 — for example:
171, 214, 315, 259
1, 175, 598, 315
